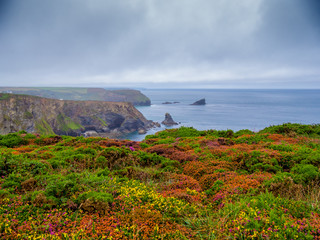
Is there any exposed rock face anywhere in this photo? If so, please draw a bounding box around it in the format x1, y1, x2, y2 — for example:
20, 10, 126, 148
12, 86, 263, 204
161, 113, 178, 126
191, 98, 206, 105
0, 93, 155, 137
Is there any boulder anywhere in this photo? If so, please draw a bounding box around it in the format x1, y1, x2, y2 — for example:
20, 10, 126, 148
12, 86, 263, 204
191, 98, 206, 105
161, 113, 178, 126
138, 129, 147, 134
83, 131, 99, 137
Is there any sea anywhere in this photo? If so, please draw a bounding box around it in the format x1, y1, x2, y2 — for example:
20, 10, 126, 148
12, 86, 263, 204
122, 89, 320, 141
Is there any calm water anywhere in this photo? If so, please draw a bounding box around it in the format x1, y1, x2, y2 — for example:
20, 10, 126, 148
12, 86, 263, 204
124, 89, 320, 141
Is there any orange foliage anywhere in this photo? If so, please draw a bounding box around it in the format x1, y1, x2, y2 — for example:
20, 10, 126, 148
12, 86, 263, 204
146, 144, 197, 162
161, 189, 203, 203
98, 139, 141, 150
183, 160, 236, 180
162, 173, 201, 192
267, 134, 303, 144
12, 145, 35, 153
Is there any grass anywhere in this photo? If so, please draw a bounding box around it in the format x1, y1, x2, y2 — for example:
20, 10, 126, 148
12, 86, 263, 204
0, 93, 10, 100
57, 114, 83, 131
35, 118, 55, 135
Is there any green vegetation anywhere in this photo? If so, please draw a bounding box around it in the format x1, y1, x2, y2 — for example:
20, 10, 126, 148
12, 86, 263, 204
0, 132, 28, 148
260, 123, 320, 138
57, 113, 83, 131
0, 93, 10, 100
95, 116, 108, 127
0, 123, 320, 239
23, 111, 33, 119
35, 118, 55, 135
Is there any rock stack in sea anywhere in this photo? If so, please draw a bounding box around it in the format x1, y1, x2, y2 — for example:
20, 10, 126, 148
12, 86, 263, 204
191, 98, 206, 105
161, 113, 178, 126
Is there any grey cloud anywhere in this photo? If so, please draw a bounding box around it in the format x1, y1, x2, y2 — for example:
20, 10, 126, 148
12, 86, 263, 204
0, 0, 319, 88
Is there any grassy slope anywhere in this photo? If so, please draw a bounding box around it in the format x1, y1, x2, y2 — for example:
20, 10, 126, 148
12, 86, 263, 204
0, 87, 151, 105
0, 123, 320, 239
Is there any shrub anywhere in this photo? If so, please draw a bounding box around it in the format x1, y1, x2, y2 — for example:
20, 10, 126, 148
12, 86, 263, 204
261, 123, 320, 138
234, 134, 272, 144
291, 164, 320, 184
234, 129, 255, 137
0, 133, 27, 147
77, 191, 113, 204
45, 175, 81, 203
1, 173, 25, 190
139, 142, 150, 149
205, 180, 224, 196
208, 129, 234, 138
160, 158, 181, 172
135, 151, 167, 166
23, 160, 50, 175
145, 127, 205, 139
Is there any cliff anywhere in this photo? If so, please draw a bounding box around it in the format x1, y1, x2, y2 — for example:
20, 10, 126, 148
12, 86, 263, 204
0, 93, 155, 137
0, 87, 151, 106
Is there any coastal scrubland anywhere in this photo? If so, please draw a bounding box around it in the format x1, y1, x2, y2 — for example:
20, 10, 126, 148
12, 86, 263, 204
0, 123, 320, 239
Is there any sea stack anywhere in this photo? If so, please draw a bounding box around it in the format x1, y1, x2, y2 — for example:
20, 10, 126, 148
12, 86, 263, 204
161, 113, 178, 126
191, 98, 206, 105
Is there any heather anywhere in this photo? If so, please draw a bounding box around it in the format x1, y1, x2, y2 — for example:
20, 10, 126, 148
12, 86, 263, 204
0, 123, 320, 239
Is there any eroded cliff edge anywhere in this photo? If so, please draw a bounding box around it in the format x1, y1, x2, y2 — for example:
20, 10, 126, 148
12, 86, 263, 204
0, 94, 155, 137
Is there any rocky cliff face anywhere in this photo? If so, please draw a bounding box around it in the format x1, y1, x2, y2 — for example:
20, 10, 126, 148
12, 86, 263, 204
0, 94, 155, 137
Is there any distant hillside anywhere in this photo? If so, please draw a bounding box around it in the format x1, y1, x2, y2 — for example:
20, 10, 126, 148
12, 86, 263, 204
0, 87, 151, 106
0, 93, 155, 137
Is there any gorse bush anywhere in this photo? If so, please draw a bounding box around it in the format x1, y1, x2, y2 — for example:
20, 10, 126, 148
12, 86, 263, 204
0, 133, 27, 147
77, 191, 113, 204
261, 123, 320, 138
291, 164, 320, 184
145, 126, 206, 139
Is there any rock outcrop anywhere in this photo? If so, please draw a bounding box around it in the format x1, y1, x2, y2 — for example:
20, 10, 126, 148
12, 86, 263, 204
191, 98, 206, 105
162, 101, 180, 104
0, 93, 156, 137
161, 113, 178, 126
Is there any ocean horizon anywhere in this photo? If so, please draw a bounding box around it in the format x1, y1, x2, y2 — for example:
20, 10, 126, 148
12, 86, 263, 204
123, 89, 320, 141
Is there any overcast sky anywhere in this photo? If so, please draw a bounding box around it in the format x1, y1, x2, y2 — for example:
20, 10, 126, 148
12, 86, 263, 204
0, 0, 319, 89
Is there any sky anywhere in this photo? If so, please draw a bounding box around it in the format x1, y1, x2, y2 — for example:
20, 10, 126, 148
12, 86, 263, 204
0, 0, 319, 89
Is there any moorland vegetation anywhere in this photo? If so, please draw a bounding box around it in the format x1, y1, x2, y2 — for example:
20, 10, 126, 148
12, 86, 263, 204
0, 123, 320, 239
